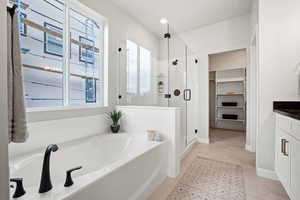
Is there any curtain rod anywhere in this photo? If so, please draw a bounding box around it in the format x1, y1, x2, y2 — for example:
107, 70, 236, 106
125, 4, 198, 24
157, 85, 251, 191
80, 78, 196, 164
7, 4, 17, 17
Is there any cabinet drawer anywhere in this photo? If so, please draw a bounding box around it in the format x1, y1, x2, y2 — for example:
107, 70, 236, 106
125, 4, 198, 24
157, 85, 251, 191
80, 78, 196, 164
291, 119, 300, 141
277, 114, 292, 133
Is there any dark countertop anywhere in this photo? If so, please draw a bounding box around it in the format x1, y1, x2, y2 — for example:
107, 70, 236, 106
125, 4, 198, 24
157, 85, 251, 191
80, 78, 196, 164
273, 101, 300, 120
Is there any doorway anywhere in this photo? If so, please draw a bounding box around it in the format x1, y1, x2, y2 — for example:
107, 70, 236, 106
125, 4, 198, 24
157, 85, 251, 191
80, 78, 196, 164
208, 49, 247, 145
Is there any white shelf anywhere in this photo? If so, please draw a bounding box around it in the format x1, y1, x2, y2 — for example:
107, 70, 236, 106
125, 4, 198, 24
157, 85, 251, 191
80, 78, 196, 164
217, 93, 244, 96
216, 118, 245, 122
216, 78, 244, 83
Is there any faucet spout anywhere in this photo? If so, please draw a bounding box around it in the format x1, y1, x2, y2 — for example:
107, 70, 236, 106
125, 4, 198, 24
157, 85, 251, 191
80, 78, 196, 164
39, 144, 58, 193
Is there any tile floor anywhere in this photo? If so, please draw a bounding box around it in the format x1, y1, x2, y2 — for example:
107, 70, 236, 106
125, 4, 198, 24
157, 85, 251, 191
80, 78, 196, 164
148, 128, 290, 200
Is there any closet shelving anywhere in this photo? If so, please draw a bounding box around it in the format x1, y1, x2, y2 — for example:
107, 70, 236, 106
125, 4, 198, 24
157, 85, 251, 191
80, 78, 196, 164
216, 118, 245, 122
217, 93, 244, 96
215, 68, 246, 130
216, 106, 244, 109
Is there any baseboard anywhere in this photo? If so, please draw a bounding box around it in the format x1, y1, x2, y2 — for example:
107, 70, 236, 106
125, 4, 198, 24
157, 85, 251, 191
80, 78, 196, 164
198, 137, 210, 144
245, 144, 255, 152
256, 168, 278, 181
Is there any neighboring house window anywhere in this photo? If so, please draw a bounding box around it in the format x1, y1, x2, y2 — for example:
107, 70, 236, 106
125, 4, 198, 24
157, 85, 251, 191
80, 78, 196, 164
44, 22, 63, 57
18, 0, 106, 108
85, 79, 96, 103
126, 40, 152, 95
79, 36, 95, 64
20, 12, 27, 36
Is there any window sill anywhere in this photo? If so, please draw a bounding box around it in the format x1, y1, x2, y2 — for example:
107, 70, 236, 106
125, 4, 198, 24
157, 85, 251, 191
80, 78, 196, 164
27, 104, 107, 113
26, 104, 111, 123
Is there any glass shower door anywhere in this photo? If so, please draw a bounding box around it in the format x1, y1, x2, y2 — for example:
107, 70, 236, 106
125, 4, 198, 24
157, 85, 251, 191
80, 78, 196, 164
166, 28, 199, 150
166, 26, 188, 152
186, 48, 198, 144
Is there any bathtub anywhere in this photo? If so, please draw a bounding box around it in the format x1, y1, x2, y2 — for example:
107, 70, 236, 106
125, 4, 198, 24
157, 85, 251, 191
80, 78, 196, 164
9, 133, 167, 200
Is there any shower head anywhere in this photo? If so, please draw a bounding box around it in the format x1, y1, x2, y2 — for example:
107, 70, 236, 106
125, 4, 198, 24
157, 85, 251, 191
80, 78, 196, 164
172, 59, 178, 66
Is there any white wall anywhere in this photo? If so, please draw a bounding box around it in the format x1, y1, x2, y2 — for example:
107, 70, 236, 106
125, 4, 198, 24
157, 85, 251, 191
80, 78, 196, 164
209, 49, 247, 71
257, 0, 300, 173
251, 0, 259, 32
179, 15, 251, 142
0, 1, 9, 199
180, 15, 251, 55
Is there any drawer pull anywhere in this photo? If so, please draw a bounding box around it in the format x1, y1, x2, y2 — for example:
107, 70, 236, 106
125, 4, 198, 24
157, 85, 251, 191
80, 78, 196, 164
281, 139, 289, 156
281, 139, 285, 154
283, 140, 289, 156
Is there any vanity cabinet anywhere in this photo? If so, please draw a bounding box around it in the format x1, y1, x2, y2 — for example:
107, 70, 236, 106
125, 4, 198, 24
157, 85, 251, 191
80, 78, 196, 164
291, 138, 300, 199
275, 114, 300, 200
275, 127, 291, 190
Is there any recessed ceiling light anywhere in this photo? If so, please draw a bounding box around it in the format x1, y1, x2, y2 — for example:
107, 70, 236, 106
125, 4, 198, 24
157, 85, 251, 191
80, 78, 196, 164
160, 18, 168, 24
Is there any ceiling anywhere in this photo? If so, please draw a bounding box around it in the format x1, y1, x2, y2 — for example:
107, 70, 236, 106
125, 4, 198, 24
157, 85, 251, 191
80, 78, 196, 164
109, 0, 251, 36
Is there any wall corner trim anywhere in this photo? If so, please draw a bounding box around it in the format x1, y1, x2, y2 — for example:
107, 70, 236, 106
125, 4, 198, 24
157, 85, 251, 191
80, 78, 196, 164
256, 168, 278, 181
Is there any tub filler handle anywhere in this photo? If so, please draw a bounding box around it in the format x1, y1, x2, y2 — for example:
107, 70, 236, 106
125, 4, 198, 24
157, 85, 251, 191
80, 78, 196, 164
10, 178, 26, 198
64, 166, 82, 187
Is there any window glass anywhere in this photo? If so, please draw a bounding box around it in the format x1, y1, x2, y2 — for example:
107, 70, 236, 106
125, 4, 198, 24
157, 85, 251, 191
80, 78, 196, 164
19, 0, 65, 107
17, 0, 105, 108
126, 40, 152, 95
69, 8, 103, 105
126, 40, 138, 94
139, 47, 151, 95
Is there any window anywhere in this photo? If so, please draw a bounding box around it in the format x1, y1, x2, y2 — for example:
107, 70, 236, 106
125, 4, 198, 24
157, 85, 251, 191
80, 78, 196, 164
139, 47, 151, 95
18, 0, 106, 108
126, 40, 138, 94
126, 40, 151, 95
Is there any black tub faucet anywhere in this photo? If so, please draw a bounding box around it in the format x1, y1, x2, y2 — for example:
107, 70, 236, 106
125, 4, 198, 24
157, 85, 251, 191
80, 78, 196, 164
10, 178, 26, 198
39, 144, 59, 193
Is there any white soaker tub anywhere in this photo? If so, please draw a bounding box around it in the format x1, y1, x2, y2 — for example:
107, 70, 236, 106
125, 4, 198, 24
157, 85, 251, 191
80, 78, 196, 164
10, 133, 167, 200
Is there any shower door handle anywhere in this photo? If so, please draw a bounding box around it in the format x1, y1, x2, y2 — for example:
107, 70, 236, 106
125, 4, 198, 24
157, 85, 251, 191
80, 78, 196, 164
184, 89, 191, 101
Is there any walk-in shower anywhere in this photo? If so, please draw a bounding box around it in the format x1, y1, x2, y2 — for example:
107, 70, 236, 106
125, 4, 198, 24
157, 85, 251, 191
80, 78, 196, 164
116, 24, 200, 154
